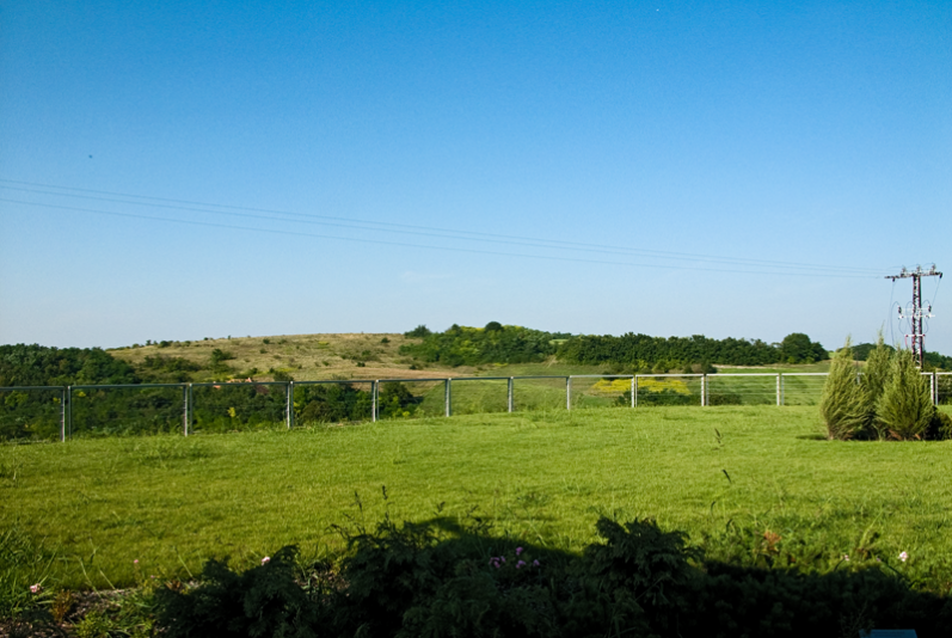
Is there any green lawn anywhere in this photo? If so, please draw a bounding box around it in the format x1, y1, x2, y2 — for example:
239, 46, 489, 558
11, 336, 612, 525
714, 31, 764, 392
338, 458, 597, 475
4, 405, 952, 592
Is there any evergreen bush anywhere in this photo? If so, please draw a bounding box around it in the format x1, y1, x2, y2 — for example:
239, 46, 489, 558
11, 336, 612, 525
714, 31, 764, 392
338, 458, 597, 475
876, 348, 935, 440
819, 339, 869, 440
861, 334, 894, 439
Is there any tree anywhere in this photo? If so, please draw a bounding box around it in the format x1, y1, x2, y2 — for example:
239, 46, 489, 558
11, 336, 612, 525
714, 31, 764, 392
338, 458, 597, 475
819, 338, 869, 440
779, 333, 826, 364
403, 325, 432, 338
875, 348, 935, 440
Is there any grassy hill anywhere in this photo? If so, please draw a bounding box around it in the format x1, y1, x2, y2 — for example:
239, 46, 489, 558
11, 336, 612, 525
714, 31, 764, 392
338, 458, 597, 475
108, 332, 832, 384
109, 332, 466, 382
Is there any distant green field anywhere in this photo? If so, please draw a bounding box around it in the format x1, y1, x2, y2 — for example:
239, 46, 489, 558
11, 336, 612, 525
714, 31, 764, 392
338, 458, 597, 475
4, 405, 952, 594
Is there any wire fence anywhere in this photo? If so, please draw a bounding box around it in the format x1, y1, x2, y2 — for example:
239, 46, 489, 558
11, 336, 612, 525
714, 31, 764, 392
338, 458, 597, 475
2, 372, 949, 441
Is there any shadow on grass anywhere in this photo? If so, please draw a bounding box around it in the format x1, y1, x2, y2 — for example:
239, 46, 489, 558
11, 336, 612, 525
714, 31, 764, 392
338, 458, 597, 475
148, 514, 951, 638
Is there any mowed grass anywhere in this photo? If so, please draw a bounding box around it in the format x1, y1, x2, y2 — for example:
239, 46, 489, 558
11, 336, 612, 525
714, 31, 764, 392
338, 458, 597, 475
3, 406, 952, 591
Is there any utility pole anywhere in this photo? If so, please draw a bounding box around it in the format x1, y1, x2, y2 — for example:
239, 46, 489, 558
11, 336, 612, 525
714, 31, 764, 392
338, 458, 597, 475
886, 264, 943, 368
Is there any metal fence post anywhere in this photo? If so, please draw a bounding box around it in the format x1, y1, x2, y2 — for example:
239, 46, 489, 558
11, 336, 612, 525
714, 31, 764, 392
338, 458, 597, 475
445, 379, 451, 417
286, 381, 294, 429
630, 376, 635, 408
701, 375, 706, 407
182, 384, 189, 436
66, 385, 72, 440
776, 374, 781, 406
931, 372, 937, 406
634, 376, 639, 407
60, 386, 67, 442
507, 377, 514, 412
566, 377, 572, 410
372, 381, 378, 422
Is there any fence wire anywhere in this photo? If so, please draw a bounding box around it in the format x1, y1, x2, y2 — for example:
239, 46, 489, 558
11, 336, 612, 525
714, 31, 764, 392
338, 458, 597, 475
3, 371, 949, 440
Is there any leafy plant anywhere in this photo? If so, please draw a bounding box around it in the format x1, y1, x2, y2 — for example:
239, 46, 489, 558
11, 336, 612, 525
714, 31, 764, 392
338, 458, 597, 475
148, 513, 952, 637
155, 546, 323, 638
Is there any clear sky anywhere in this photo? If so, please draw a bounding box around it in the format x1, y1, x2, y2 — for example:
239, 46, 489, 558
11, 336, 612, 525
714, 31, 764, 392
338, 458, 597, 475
1, 1, 950, 355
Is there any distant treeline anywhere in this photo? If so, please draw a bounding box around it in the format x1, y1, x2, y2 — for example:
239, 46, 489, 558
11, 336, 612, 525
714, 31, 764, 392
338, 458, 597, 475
557, 332, 826, 371
399, 323, 570, 366
849, 342, 952, 370
0, 344, 137, 387
400, 323, 829, 372
926, 351, 952, 370
0, 344, 419, 439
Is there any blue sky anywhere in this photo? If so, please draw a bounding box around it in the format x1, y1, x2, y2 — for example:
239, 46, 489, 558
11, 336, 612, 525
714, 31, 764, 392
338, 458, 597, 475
1, 1, 950, 355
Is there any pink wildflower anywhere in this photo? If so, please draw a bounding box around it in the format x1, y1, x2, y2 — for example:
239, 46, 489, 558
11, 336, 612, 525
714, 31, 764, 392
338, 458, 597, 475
261, 556, 271, 565
899, 551, 908, 563
30, 584, 41, 594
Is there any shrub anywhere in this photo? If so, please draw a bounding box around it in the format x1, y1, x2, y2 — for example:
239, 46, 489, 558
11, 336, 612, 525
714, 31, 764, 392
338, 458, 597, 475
150, 514, 952, 637
876, 348, 935, 440
209, 349, 235, 366
926, 410, 952, 441
403, 325, 432, 338
377, 382, 422, 419
297, 383, 371, 424
861, 335, 894, 438
155, 546, 323, 638
564, 518, 699, 636
820, 339, 869, 440
272, 369, 293, 382
707, 391, 743, 405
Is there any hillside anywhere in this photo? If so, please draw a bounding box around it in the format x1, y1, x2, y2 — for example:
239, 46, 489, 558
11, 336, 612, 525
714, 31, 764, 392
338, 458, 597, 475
107, 331, 832, 384
108, 332, 526, 382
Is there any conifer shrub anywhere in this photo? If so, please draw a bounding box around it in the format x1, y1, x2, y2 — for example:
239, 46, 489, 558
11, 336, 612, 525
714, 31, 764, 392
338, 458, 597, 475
861, 334, 894, 439
876, 348, 935, 440
820, 339, 869, 440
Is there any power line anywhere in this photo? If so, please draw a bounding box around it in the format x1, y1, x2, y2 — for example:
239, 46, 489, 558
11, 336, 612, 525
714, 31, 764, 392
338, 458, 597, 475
1, 178, 890, 277
7, 196, 887, 277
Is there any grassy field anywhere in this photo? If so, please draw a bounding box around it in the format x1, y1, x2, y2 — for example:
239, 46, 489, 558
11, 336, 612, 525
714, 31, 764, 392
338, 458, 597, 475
4, 405, 952, 594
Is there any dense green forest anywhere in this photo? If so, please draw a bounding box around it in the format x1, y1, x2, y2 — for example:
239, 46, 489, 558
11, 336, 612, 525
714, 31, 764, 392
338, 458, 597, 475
0, 344, 137, 387
401, 324, 828, 372
398, 323, 570, 366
